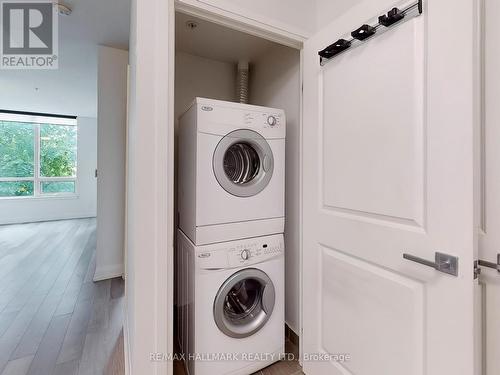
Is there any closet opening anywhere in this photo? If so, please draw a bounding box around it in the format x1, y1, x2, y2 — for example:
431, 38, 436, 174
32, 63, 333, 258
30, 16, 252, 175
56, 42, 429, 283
173, 9, 302, 375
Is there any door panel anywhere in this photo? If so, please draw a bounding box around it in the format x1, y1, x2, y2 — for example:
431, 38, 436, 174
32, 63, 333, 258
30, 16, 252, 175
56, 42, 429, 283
321, 19, 424, 225
320, 246, 424, 375
302, 1, 479, 374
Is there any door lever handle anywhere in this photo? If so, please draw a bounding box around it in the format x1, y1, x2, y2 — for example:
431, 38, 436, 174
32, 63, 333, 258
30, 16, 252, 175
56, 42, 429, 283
403, 252, 459, 276
478, 254, 500, 272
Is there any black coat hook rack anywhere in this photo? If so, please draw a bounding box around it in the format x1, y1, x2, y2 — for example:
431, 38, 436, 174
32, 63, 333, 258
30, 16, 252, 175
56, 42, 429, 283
318, 0, 423, 66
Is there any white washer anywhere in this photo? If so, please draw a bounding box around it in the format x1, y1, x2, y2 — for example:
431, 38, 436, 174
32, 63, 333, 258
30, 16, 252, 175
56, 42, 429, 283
176, 229, 285, 375
178, 98, 286, 245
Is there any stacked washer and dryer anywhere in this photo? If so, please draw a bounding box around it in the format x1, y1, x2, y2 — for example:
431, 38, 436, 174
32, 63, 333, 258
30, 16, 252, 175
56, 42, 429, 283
177, 98, 286, 375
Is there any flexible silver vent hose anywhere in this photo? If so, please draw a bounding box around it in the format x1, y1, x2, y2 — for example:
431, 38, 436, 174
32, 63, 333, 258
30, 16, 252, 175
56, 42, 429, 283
237, 61, 249, 104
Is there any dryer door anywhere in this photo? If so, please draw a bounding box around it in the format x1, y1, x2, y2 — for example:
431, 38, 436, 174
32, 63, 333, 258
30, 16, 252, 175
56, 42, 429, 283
213, 129, 274, 197
213, 268, 275, 338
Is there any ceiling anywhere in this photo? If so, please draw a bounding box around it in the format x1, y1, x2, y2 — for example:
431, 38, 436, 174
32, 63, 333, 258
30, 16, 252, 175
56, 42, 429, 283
0, 0, 130, 118
176, 12, 279, 64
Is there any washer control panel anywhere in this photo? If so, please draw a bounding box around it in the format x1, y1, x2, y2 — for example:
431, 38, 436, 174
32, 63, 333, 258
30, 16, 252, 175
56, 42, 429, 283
196, 234, 284, 270
227, 235, 283, 267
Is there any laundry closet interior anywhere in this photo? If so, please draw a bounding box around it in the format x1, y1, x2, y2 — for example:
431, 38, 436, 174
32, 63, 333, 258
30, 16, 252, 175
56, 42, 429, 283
173, 8, 303, 375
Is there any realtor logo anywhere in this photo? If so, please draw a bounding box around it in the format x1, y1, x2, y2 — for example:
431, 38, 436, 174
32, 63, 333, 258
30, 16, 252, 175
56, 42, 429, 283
1, 0, 58, 69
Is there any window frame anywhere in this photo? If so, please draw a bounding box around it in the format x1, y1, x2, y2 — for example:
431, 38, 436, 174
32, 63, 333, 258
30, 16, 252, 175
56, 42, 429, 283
0, 112, 78, 199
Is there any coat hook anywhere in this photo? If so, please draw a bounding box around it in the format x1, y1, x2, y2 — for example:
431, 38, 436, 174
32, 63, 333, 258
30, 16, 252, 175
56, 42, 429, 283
318, 39, 352, 60
318, 0, 422, 66
379, 7, 405, 27
351, 24, 376, 41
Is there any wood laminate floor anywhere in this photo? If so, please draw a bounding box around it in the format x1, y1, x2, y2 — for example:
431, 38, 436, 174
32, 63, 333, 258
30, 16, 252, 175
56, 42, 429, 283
0, 218, 124, 375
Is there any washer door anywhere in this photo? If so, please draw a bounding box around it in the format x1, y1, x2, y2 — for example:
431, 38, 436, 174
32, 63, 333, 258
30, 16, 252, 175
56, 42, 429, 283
213, 268, 276, 339
213, 129, 274, 197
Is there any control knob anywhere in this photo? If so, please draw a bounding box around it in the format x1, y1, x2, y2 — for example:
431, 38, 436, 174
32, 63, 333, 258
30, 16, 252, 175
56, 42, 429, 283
267, 115, 277, 126
241, 249, 250, 260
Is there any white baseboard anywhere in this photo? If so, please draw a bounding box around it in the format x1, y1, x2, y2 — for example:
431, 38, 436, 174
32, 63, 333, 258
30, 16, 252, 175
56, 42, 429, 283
93, 264, 124, 281
0, 213, 97, 225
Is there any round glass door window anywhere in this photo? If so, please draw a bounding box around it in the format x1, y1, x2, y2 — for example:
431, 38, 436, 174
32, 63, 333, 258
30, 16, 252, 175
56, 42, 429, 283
213, 130, 274, 197
213, 268, 275, 338
223, 143, 260, 184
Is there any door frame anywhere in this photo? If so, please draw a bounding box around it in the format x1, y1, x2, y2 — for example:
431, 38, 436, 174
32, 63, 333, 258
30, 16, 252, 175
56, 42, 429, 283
125, 0, 175, 374
171, 0, 307, 368
174, 0, 307, 48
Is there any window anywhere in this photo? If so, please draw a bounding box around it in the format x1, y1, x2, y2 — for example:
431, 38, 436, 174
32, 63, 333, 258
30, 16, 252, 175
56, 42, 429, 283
0, 112, 77, 198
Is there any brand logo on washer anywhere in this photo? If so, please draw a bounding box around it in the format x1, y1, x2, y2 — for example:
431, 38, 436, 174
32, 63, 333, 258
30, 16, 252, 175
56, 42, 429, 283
201, 106, 213, 111
198, 253, 211, 258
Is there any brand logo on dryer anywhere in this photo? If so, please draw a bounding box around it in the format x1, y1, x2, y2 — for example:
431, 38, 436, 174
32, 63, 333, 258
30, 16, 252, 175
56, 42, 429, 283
201, 106, 213, 111
198, 253, 211, 258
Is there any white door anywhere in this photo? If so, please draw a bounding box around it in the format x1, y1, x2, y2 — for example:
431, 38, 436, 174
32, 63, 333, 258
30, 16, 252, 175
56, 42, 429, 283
479, 0, 500, 373
302, 0, 480, 374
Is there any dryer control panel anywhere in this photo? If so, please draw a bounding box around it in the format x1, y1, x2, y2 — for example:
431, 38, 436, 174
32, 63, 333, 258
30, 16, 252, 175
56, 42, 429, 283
194, 98, 286, 139
243, 112, 284, 130
196, 234, 284, 270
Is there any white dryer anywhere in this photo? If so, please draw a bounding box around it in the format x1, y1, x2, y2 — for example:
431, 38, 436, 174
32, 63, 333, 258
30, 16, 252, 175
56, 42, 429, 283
176, 229, 285, 375
178, 98, 286, 245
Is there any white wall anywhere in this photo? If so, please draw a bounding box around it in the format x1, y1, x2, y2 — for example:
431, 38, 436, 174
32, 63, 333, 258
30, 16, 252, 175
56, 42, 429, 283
179, 0, 315, 37
175, 52, 236, 120
0, 117, 97, 225
94, 46, 128, 281
315, 0, 364, 30
0, 0, 130, 119
250, 45, 301, 334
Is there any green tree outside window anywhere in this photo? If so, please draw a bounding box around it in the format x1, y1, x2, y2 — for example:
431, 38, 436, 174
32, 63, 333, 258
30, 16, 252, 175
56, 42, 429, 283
0, 119, 77, 197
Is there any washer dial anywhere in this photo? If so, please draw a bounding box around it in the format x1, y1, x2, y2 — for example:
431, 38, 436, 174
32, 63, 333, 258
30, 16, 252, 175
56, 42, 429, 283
240, 249, 250, 260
